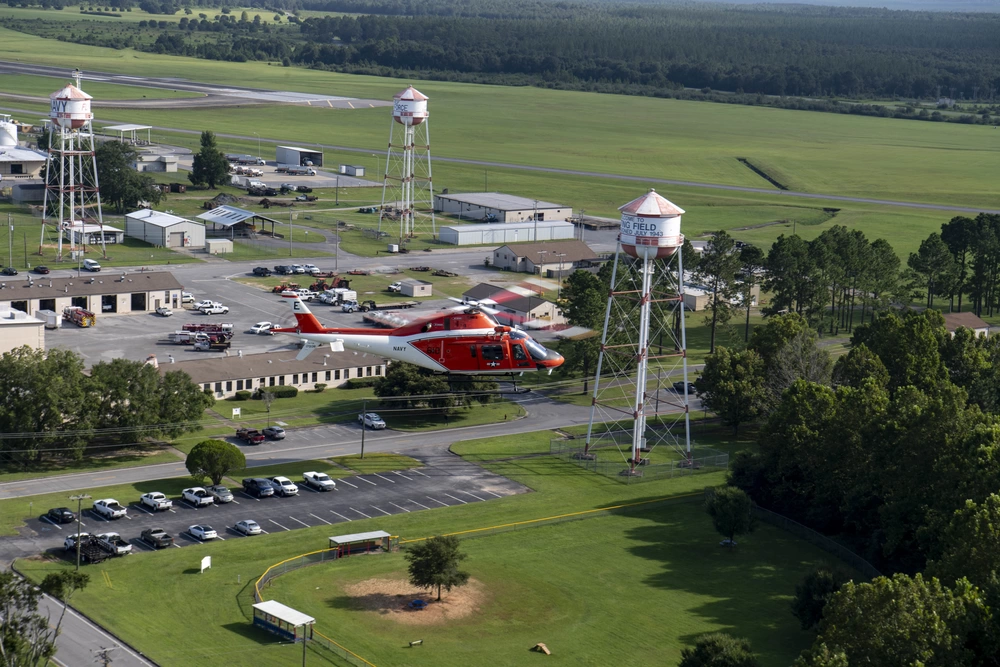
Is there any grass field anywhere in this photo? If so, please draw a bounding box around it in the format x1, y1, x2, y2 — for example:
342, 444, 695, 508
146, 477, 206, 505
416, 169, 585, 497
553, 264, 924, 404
0, 447, 180, 484
0, 73, 201, 100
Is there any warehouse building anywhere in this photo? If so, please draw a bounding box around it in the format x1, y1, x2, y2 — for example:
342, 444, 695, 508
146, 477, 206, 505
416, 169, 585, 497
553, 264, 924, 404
434, 193, 572, 223
0, 308, 45, 355
276, 145, 324, 167
0, 271, 185, 317
440, 220, 575, 246
126, 209, 206, 249
160, 351, 387, 400
491, 240, 602, 274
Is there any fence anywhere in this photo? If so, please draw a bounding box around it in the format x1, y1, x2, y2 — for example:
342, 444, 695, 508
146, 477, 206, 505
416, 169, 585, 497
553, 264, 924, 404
550, 436, 729, 483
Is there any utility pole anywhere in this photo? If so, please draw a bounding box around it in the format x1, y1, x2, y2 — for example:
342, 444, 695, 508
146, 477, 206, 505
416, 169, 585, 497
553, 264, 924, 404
533, 200, 538, 242
253, 131, 260, 159
360, 398, 366, 459
555, 253, 566, 299
70, 493, 91, 571
288, 211, 293, 257
8, 213, 12, 267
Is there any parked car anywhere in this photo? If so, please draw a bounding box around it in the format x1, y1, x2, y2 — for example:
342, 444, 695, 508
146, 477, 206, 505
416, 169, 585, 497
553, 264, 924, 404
188, 525, 217, 541
141, 528, 174, 549
359, 412, 386, 429
33, 266, 50, 275
302, 471, 336, 491
64, 532, 90, 551
262, 426, 285, 440
140, 492, 173, 511
155, 306, 173, 317
182, 487, 215, 507
1, 267, 17, 276
292, 289, 315, 301
280, 183, 297, 191
234, 520, 262, 536
83, 259, 101, 272
302, 264, 320, 274
193, 300, 220, 311
206, 485, 234, 503
97, 532, 132, 556
672, 381, 698, 395
387, 281, 403, 293
242, 478, 275, 498
235, 428, 266, 445
181, 292, 194, 303
273, 265, 293, 275
252, 267, 272, 277
47, 507, 76, 524
250, 322, 273, 335
290, 264, 306, 274
92, 499, 127, 520
201, 304, 230, 315
269, 476, 299, 497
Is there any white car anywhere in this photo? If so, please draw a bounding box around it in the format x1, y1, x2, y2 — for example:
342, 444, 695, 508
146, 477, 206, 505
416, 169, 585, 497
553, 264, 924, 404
359, 412, 386, 429
292, 289, 315, 301
388, 281, 402, 292
193, 300, 220, 311
269, 476, 299, 497
201, 305, 230, 315
188, 525, 217, 541
64, 532, 89, 551
302, 264, 320, 274
250, 322, 273, 335
155, 306, 173, 317
290, 264, 306, 274
235, 520, 262, 536
181, 292, 194, 303
182, 487, 215, 507
302, 471, 336, 491
140, 492, 173, 511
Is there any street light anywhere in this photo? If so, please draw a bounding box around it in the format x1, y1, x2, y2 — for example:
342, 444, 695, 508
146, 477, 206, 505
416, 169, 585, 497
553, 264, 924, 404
372, 153, 381, 182
555, 252, 567, 299
252, 132, 260, 159
69, 493, 91, 572
536, 250, 548, 292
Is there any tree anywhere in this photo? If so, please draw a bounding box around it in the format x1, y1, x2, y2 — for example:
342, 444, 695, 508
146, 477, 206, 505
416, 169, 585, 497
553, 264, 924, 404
908, 233, 957, 309
929, 494, 1000, 608
374, 362, 457, 411
738, 244, 765, 341
765, 330, 833, 409
748, 312, 811, 369
39, 570, 90, 642
405, 535, 469, 601
185, 439, 245, 485
0, 571, 58, 666
705, 486, 755, 545
831, 343, 889, 389
940, 216, 977, 312
696, 230, 742, 353
189, 130, 230, 189
763, 234, 823, 318
850, 310, 947, 394
94, 140, 162, 213
697, 347, 765, 435
680, 633, 760, 667
559, 270, 605, 329
791, 568, 850, 631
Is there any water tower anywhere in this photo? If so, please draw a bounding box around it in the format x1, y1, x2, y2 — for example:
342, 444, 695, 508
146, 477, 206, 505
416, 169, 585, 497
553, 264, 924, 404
584, 189, 692, 476
378, 86, 435, 244
42, 69, 107, 261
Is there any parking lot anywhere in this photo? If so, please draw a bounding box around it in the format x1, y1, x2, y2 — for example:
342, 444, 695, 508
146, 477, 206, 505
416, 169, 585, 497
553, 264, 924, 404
28, 457, 526, 557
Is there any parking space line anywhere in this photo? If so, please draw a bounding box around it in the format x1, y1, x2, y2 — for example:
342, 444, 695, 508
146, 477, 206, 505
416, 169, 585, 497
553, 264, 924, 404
443, 493, 468, 504
349, 507, 371, 519
411, 469, 429, 477
217, 535, 225, 541
288, 516, 310, 528
230, 500, 240, 505
40, 516, 62, 530
339, 480, 358, 489
179, 500, 199, 510
407, 499, 431, 510
394, 471, 413, 480
373, 473, 395, 484
388, 502, 410, 513
301, 486, 319, 493
239, 492, 260, 502
172, 543, 182, 548
309, 513, 332, 525
269, 519, 290, 531
131, 504, 154, 515
459, 490, 486, 502
357, 477, 377, 486
426, 496, 449, 507
480, 489, 503, 498
371, 506, 391, 516
330, 510, 352, 522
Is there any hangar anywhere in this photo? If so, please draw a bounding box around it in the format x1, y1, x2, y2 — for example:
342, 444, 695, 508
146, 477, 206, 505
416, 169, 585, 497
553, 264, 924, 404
126, 209, 206, 249
0, 271, 185, 317
276, 145, 324, 167
434, 192, 572, 223
440, 220, 575, 245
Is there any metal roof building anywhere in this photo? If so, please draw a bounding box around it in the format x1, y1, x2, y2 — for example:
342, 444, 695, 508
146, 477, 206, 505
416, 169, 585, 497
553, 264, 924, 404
0, 271, 184, 317
434, 192, 572, 223
440, 220, 575, 246
276, 145, 324, 167
197, 205, 282, 239
126, 209, 206, 249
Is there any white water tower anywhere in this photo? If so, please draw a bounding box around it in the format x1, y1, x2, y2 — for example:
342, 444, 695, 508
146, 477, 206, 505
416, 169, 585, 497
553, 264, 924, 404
0, 115, 17, 148
42, 69, 107, 261
378, 86, 435, 244
585, 189, 692, 477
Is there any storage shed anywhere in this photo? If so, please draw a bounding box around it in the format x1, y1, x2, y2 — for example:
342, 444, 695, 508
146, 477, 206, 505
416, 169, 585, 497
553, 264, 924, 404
205, 239, 233, 255
401, 279, 432, 297
125, 209, 206, 249
276, 145, 323, 167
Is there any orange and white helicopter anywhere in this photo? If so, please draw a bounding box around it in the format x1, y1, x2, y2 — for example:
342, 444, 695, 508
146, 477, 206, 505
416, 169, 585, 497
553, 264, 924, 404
272, 293, 565, 376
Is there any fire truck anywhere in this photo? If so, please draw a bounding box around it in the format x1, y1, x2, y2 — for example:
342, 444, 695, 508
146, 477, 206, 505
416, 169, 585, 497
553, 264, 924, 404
62, 306, 96, 328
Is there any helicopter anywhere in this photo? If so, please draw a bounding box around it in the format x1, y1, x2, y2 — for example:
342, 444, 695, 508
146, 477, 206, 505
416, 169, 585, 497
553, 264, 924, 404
271, 293, 565, 375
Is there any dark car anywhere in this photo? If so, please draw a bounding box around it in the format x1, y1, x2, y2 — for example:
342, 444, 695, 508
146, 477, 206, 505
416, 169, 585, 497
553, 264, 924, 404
273, 265, 293, 275
252, 267, 271, 277
262, 426, 285, 440
672, 381, 698, 395
1, 267, 17, 276
241, 478, 275, 498
296, 186, 313, 193
141, 528, 174, 549
47, 507, 76, 524
33, 266, 50, 275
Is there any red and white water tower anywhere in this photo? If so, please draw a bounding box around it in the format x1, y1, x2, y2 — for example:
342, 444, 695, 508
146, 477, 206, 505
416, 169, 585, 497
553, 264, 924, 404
378, 86, 435, 244
585, 189, 693, 476
42, 69, 107, 261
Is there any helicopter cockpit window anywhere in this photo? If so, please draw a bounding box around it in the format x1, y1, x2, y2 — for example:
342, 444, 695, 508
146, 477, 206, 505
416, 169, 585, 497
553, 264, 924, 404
511, 331, 550, 360
512, 344, 528, 361
482, 345, 504, 361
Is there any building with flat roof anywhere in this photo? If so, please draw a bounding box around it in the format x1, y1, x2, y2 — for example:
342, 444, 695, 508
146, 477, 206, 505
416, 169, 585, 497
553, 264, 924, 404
158, 350, 386, 399
126, 209, 206, 249
0, 308, 44, 355
440, 220, 575, 246
133, 154, 178, 173
0, 271, 184, 317
63, 224, 125, 247
491, 240, 602, 274
276, 145, 324, 167
0, 145, 47, 180
434, 192, 572, 223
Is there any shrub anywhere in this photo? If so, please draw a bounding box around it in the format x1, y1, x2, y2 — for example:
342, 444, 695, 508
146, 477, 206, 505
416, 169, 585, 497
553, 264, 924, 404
313, 383, 327, 393
344, 377, 378, 389
271, 385, 298, 398
233, 390, 252, 401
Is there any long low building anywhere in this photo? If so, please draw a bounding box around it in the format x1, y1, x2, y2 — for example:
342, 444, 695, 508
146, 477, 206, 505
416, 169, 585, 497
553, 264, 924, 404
434, 192, 572, 223
158, 351, 387, 399
440, 220, 575, 246
0, 271, 184, 318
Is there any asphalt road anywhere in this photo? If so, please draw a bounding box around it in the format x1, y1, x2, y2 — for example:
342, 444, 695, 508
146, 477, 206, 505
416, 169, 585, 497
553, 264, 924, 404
37, 591, 156, 667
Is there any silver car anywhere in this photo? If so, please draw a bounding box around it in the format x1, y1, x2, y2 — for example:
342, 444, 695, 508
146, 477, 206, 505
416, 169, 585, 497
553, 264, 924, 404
206, 485, 234, 503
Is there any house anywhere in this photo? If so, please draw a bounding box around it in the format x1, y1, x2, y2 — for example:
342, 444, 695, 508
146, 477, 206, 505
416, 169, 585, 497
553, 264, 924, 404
491, 240, 602, 275
943, 312, 990, 337
463, 283, 567, 329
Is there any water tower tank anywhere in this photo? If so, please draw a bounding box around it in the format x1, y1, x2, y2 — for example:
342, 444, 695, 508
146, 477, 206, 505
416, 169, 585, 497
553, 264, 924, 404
0, 116, 16, 147
392, 86, 428, 126
49, 84, 93, 130
618, 189, 685, 260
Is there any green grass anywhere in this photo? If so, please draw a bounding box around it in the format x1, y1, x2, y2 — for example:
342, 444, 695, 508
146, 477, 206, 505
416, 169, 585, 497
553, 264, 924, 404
389, 401, 526, 431
0, 447, 180, 484
0, 73, 201, 100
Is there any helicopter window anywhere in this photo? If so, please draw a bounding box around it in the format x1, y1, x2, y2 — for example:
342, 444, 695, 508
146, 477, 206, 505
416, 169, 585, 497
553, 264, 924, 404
470, 346, 477, 358
443, 317, 451, 331
512, 344, 528, 361
516, 334, 550, 360
482, 345, 504, 361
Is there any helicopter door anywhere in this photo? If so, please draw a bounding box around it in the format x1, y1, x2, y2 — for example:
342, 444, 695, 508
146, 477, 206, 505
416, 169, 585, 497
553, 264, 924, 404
511, 342, 532, 369
480, 344, 505, 370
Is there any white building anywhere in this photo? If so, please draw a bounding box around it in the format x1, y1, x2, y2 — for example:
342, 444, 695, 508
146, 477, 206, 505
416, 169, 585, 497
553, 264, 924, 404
125, 209, 206, 249
0, 308, 44, 355
63, 224, 125, 246
434, 192, 572, 223
491, 240, 602, 274
440, 220, 576, 246
133, 154, 178, 173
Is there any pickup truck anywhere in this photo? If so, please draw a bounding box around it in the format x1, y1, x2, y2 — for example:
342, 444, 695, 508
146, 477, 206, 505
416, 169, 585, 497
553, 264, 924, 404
182, 487, 215, 507
236, 428, 266, 445
92, 499, 127, 520
193, 339, 231, 352
97, 532, 132, 556
141, 528, 174, 549
387, 281, 403, 293
359, 412, 386, 429
302, 471, 336, 491
201, 305, 230, 315
155, 306, 173, 317
140, 492, 173, 511
252, 267, 272, 277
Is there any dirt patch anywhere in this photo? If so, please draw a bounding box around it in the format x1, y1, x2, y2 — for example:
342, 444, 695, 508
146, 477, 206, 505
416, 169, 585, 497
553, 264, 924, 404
342, 577, 485, 625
